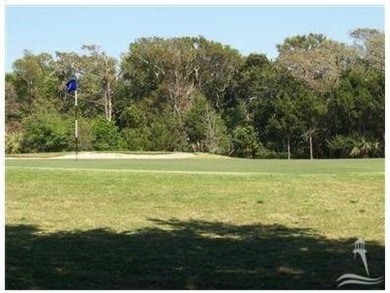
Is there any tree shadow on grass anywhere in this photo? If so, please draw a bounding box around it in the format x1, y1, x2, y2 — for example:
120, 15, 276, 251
6, 219, 385, 290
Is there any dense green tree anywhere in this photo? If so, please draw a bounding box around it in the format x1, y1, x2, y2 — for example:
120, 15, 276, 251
185, 94, 208, 151
296, 90, 327, 159
91, 118, 124, 151
11, 51, 61, 115
326, 64, 384, 157
231, 125, 260, 158
193, 36, 243, 110
121, 37, 197, 123
20, 107, 72, 153
185, 93, 230, 153
148, 112, 188, 152
4, 29, 384, 158
227, 54, 279, 145
266, 93, 298, 159
120, 36, 241, 150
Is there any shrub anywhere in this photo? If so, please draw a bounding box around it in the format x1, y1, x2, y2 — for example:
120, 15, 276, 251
350, 137, 381, 158
21, 112, 71, 153
91, 118, 124, 151
327, 135, 356, 158
149, 115, 189, 152
327, 135, 381, 158
231, 125, 261, 158
69, 118, 94, 152
121, 127, 150, 151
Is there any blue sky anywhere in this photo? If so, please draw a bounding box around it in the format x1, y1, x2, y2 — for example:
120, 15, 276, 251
5, 6, 384, 72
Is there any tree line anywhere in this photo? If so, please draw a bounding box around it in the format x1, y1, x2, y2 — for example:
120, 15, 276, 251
5, 28, 384, 159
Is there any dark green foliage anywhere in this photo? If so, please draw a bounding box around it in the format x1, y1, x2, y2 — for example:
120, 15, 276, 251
121, 128, 150, 151
119, 105, 147, 129
119, 105, 151, 150
5, 30, 384, 158
148, 114, 188, 152
184, 94, 209, 150
327, 135, 357, 158
185, 94, 231, 154
21, 109, 71, 153
327, 135, 381, 159
231, 125, 260, 158
75, 118, 95, 151
326, 66, 384, 157
91, 118, 124, 151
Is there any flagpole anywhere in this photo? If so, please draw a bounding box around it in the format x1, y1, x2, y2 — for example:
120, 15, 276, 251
75, 90, 78, 161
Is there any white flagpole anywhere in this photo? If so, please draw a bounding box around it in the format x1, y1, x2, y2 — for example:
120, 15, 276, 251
75, 90, 78, 161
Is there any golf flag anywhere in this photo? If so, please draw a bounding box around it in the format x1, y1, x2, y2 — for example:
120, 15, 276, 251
66, 78, 77, 93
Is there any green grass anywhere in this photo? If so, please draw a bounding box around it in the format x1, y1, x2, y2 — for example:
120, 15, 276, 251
5, 157, 385, 289
6, 157, 383, 173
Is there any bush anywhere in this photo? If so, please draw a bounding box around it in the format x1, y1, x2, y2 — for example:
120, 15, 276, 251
91, 118, 124, 151
21, 111, 71, 153
121, 127, 150, 151
327, 135, 381, 158
350, 137, 381, 158
119, 105, 147, 129
184, 95, 208, 148
327, 135, 356, 158
64, 118, 95, 152
231, 125, 261, 158
149, 115, 189, 152
75, 118, 94, 151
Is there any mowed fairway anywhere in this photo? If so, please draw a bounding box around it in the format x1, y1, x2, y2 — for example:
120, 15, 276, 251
5, 157, 385, 289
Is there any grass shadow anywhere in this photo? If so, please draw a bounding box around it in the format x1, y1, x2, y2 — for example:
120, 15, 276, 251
6, 219, 385, 289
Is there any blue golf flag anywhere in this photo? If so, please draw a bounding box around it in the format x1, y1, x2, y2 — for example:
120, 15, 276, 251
66, 78, 77, 93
